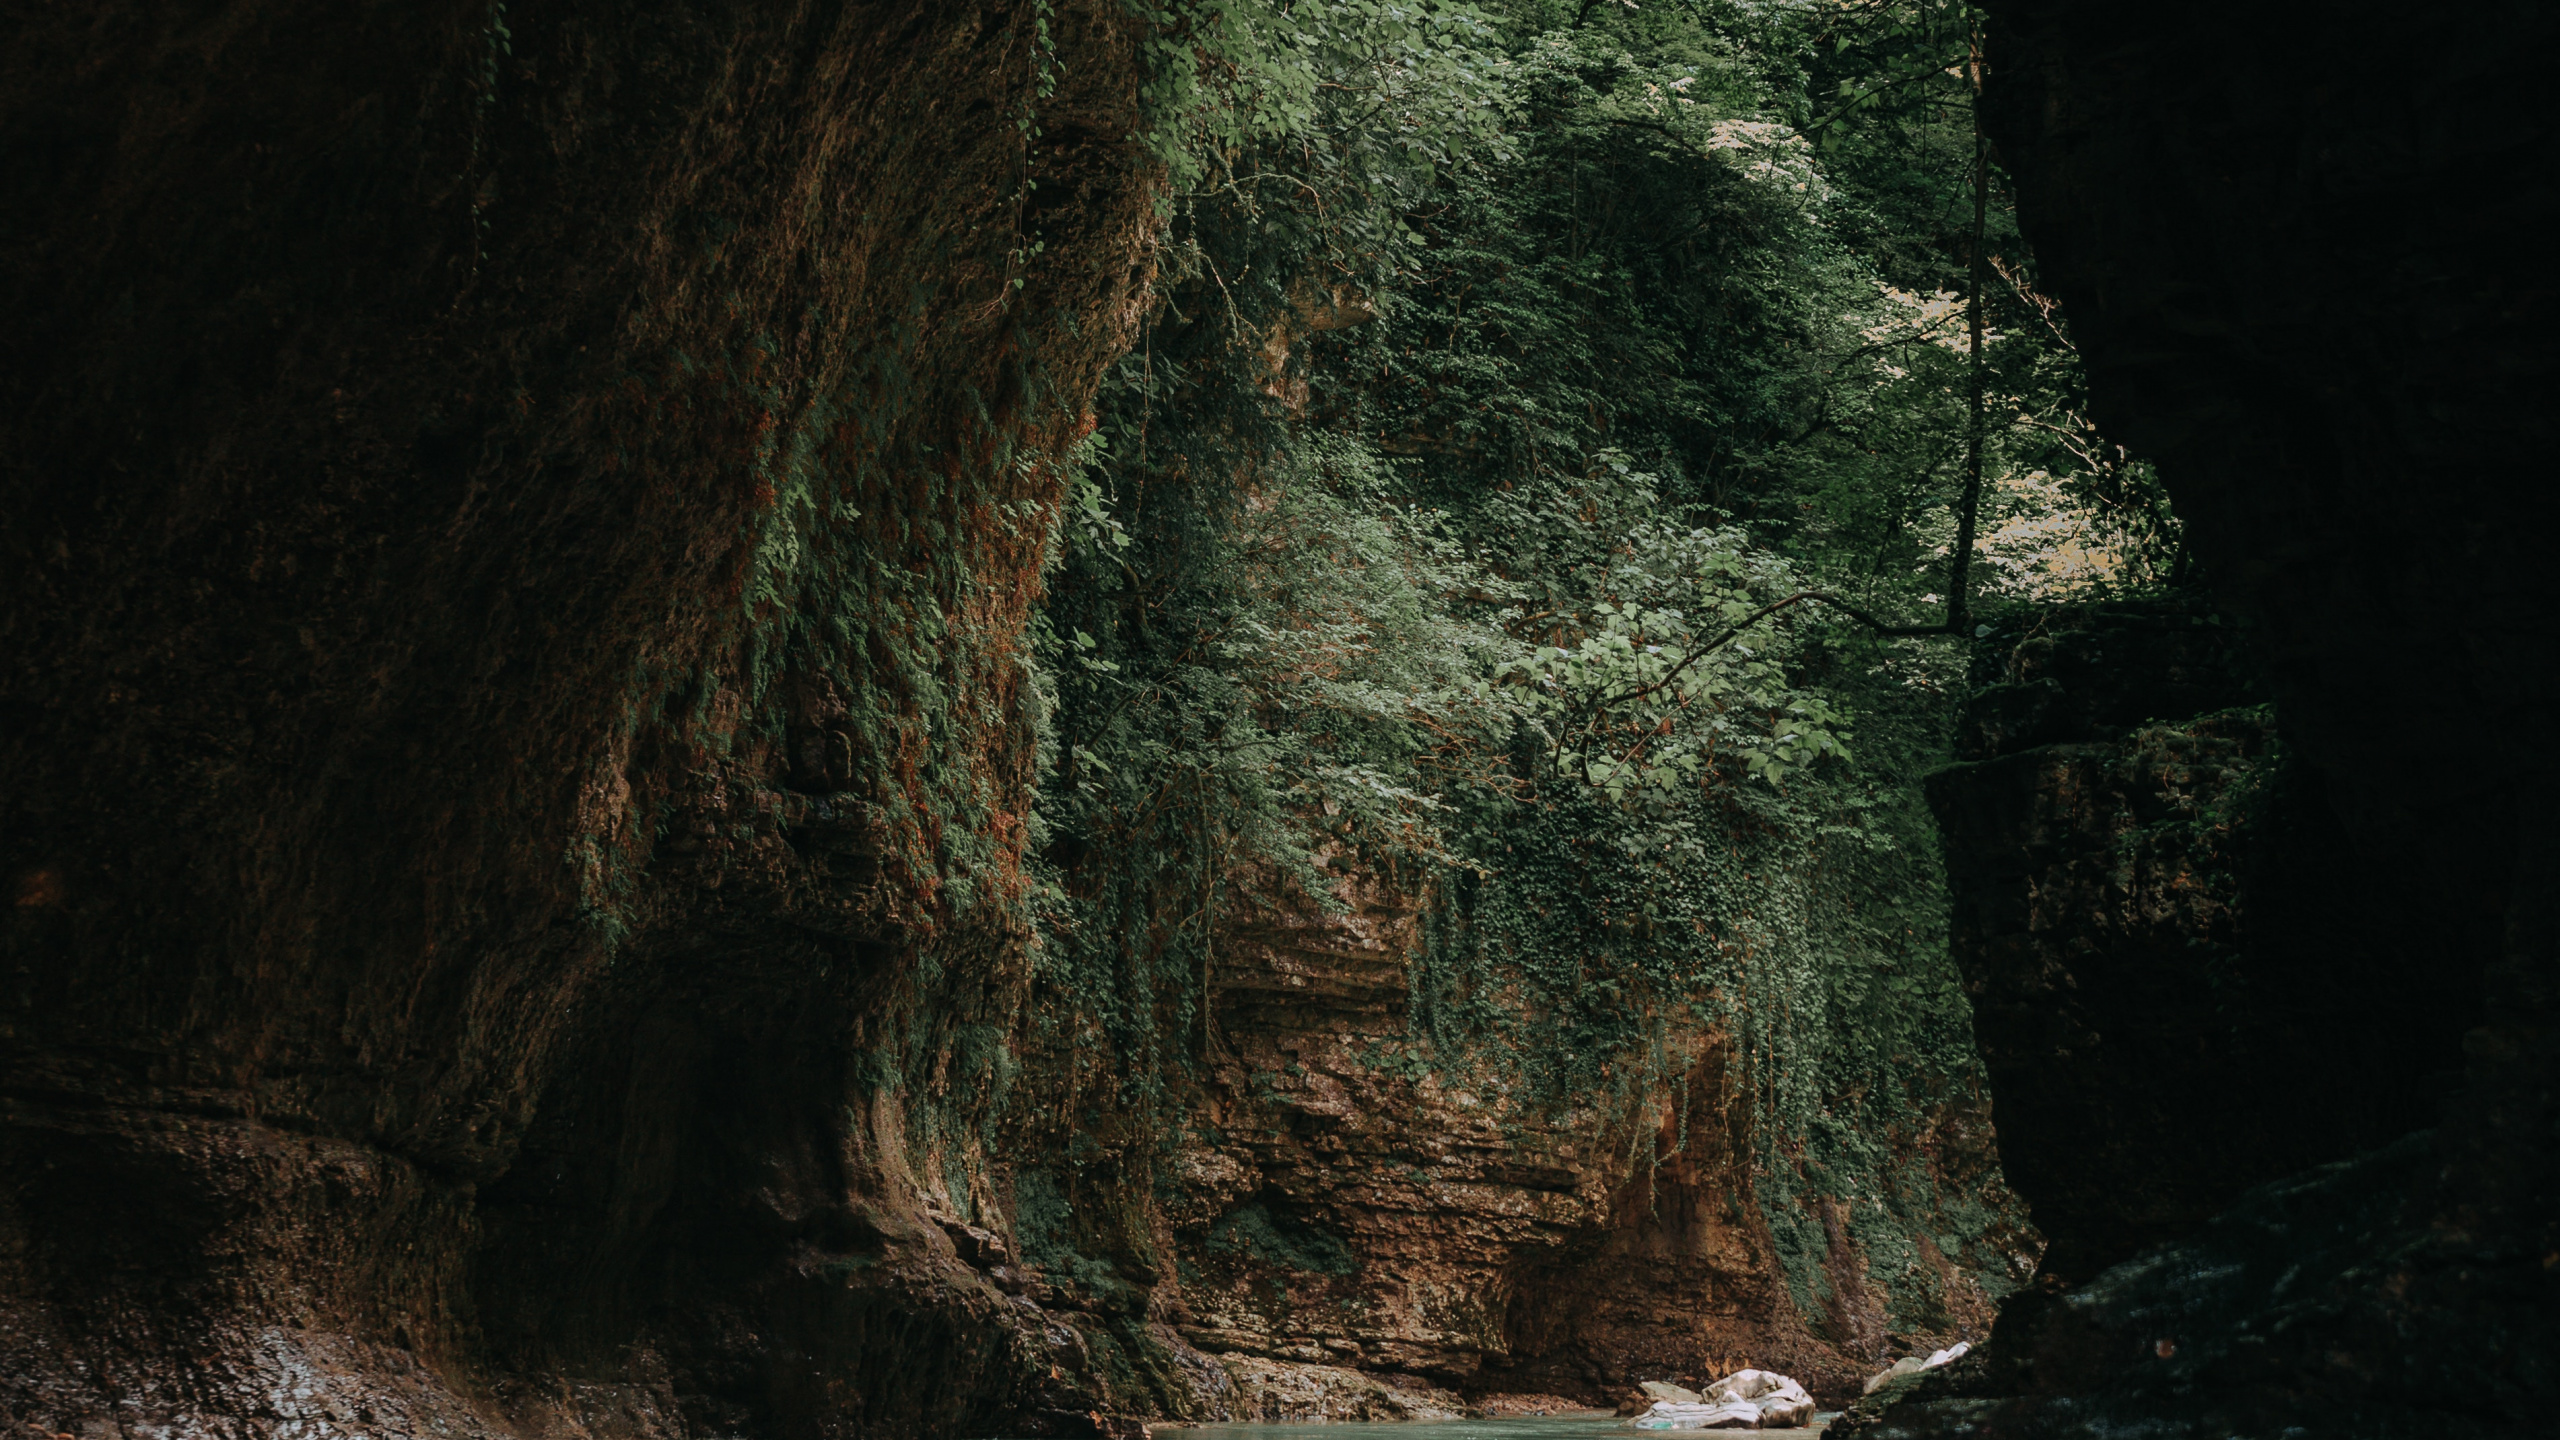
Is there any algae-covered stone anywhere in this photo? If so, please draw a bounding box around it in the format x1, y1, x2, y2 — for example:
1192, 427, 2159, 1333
1862, 1357, 1928, 1396
1861, 1340, 1970, 1396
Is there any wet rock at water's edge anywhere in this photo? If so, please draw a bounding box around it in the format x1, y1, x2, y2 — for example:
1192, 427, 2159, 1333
1861, 1341, 1968, 1396
1215, 1355, 1464, 1424
1628, 1370, 1816, 1429
1471, 1393, 1617, 1419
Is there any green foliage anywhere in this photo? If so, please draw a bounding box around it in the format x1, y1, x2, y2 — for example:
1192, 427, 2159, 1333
1126, 0, 1515, 215
1014, 1168, 1128, 1292
1205, 1200, 1360, 1276
1410, 630, 1972, 1129
1500, 509, 1857, 796
1013, 0, 2214, 1330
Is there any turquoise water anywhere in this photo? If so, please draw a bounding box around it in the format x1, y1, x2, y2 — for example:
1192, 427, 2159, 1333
1158, 1417, 1837, 1440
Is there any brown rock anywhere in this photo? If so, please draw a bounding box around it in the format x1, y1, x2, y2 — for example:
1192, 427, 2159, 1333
1140, 861, 2029, 1408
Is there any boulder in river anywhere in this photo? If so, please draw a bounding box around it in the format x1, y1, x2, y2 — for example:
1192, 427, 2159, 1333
1861, 1356, 1926, 1396
1627, 1369, 1815, 1429
1860, 1340, 1970, 1396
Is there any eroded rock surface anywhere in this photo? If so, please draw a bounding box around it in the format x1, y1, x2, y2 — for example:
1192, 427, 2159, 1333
1631, 1369, 1817, 1430
1116, 867, 2033, 1408
1926, 604, 2470, 1282
0, 3, 1159, 1435
1846, 1, 2560, 1431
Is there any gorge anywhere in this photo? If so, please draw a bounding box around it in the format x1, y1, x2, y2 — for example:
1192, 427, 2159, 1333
3, 3, 2551, 1438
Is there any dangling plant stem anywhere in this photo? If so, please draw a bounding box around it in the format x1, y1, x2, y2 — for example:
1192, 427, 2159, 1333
1946, 23, 1991, 637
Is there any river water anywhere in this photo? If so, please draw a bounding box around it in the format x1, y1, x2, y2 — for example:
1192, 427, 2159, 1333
1154, 1417, 1839, 1440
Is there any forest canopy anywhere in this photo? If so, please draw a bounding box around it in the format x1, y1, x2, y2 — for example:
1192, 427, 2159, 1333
1016, 0, 2183, 1226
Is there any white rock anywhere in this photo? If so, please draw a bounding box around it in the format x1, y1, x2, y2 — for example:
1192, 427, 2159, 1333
1630, 1370, 1815, 1430
1862, 1356, 1926, 1396
1861, 1340, 1971, 1397
1708, 1370, 1815, 1429
1630, 1400, 1761, 1430
1641, 1381, 1705, 1404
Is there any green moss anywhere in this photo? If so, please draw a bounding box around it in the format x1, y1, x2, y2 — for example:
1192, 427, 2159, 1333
1205, 1201, 1359, 1278
1012, 1168, 1126, 1294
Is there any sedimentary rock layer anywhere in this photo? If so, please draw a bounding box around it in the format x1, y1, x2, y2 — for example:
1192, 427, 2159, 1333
1141, 867, 2031, 1409
0, 4, 1156, 1434
1846, 3, 2560, 1433
1925, 605, 2470, 1283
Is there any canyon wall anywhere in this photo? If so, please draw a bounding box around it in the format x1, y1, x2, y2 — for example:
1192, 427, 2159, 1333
1129, 866, 2031, 1412
1848, 2, 2560, 1433
0, 5, 2032, 1434
949, 851, 2033, 1421
20, 0, 2541, 1434
0, 4, 1159, 1435
1926, 603, 2469, 1285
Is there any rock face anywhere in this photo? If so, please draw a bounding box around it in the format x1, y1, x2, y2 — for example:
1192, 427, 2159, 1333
1925, 604, 2471, 1282
1115, 867, 2032, 1408
1845, 0, 2560, 1432
1216, 1355, 1465, 1424
0, 7, 2034, 1433
0, 4, 1158, 1436
1980, 0, 2560, 1158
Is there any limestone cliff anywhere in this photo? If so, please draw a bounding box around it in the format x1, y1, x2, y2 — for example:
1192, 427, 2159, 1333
1843, 1, 2560, 1431
0, 4, 1158, 1435
1192, 870, 2029, 1405
1925, 604, 2470, 1284
987, 861, 2035, 1418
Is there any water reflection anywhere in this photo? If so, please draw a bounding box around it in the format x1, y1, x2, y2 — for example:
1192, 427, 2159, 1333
1130, 1415, 1836, 1440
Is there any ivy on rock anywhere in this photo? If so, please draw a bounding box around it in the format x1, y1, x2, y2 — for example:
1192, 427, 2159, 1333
998, 0, 2198, 1382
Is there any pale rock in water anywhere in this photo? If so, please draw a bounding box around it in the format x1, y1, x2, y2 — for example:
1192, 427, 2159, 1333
1860, 1339, 1971, 1396
1862, 1357, 1926, 1396
1628, 1370, 1815, 1430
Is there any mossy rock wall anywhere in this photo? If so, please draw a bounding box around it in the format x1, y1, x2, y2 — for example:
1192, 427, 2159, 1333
0, 4, 1158, 1435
